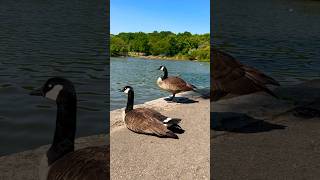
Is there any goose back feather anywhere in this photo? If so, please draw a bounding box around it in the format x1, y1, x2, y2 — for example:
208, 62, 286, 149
125, 108, 179, 139
158, 76, 194, 93
48, 146, 109, 180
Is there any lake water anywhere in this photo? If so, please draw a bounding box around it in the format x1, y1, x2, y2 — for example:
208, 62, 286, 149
111, 57, 210, 110
213, 0, 320, 85
0, 1, 108, 155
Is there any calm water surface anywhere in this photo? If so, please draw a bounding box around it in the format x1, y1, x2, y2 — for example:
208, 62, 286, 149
111, 57, 209, 110
0, 1, 108, 155
213, 0, 320, 85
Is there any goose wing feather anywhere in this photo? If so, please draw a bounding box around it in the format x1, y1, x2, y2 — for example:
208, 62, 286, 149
242, 65, 280, 86
137, 108, 168, 120
125, 108, 175, 137
162, 77, 193, 91
211, 49, 279, 98
48, 145, 109, 180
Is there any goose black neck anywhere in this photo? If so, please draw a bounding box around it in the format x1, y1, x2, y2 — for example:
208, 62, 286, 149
162, 68, 168, 79
125, 90, 134, 113
47, 92, 77, 165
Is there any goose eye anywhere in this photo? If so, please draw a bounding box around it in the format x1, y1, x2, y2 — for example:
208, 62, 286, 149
48, 84, 52, 88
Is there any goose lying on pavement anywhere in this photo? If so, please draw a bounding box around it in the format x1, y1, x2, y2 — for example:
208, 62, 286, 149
119, 86, 184, 139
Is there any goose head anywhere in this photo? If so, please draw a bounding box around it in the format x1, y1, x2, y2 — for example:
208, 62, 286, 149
157, 65, 166, 71
30, 77, 77, 168
119, 86, 134, 94
30, 77, 76, 102
157, 65, 168, 80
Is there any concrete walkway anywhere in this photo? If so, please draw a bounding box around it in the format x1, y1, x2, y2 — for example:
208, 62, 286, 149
211, 80, 320, 180
111, 92, 210, 180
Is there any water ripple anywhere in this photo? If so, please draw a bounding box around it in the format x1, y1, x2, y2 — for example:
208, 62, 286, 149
213, 0, 320, 86
110, 57, 209, 110
0, 0, 107, 155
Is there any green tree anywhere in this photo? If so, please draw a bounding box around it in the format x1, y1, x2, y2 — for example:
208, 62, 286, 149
110, 31, 210, 61
110, 36, 128, 56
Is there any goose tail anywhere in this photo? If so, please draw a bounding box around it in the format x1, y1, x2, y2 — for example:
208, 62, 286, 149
165, 131, 179, 139
163, 118, 185, 134
192, 87, 210, 99
187, 83, 197, 91
168, 124, 185, 134
263, 86, 279, 99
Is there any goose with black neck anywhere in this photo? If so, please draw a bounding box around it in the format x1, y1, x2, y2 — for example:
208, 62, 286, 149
30, 77, 109, 180
119, 86, 184, 139
157, 65, 197, 102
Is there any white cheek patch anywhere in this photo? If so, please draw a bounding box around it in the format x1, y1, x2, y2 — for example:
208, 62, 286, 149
45, 85, 63, 101
124, 88, 130, 94
160, 66, 164, 71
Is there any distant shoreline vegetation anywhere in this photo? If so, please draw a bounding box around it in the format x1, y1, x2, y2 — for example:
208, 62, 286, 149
111, 31, 210, 62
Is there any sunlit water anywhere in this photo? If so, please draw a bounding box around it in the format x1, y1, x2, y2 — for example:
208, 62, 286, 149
213, 0, 320, 85
0, 1, 107, 155
111, 57, 210, 110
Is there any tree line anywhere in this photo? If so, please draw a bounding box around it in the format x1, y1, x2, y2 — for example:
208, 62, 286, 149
111, 31, 210, 61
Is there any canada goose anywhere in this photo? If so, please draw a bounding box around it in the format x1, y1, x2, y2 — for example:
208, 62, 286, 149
211, 49, 280, 101
30, 77, 109, 180
119, 86, 184, 139
157, 65, 196, 102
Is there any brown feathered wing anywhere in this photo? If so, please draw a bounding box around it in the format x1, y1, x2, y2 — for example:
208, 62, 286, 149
125, 108, 178, 138
211, 49, 279, 101
48, 145, 109, 180
162, 77, 195, 92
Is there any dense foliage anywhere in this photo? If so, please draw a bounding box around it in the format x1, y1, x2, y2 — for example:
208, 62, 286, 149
110, 31, 210, 61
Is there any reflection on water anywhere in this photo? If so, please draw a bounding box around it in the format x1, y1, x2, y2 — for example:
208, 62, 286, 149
111, 57, 209, 110
213, 0, 320, 85
0, 1, 107, 155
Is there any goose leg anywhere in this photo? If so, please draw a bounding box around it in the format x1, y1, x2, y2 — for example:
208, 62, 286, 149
171, 93, 177, 102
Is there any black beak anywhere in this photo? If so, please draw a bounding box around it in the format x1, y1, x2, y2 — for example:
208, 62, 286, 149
30, 88, 43, 96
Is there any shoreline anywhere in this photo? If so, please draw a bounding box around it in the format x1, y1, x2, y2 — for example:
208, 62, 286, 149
111, 55, 210, 62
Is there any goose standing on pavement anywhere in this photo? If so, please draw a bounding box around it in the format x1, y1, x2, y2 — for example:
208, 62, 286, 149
157, 65, 197, 102
119, 86, 184, 139
211, 49, 280, 101
30, 77, 109, 180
